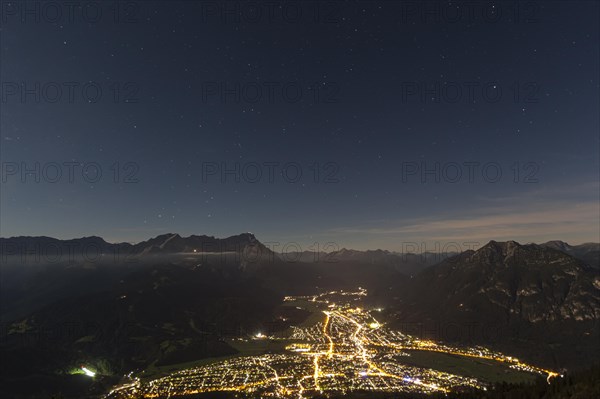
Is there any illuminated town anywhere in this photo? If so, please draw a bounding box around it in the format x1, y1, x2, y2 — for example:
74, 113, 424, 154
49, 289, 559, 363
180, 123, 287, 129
106, 289, 559, 399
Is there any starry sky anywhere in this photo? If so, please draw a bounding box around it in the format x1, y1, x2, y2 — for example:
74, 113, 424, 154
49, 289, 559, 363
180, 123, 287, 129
1, 0, 598, 250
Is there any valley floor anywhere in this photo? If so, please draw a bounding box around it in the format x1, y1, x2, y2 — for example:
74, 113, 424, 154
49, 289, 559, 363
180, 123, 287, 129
105, 289, 558, 399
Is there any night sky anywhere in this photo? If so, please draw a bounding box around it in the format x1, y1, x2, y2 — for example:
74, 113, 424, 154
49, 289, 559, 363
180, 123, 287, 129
1, 0, 598, 250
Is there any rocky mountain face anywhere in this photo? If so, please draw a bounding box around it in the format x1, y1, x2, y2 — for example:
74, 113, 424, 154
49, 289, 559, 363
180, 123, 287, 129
407, 240, 600, 323
129, 232, 271, 256
379, 240, 600, 370
541, 240, 600, 269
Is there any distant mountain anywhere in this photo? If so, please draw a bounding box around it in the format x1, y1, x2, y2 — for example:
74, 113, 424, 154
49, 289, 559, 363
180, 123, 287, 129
0, 235, 129, 256
330, 248, 450, 267
405, 240, 600, 323
0, 233, 274, 265
277, 250, 331, 263
541, 240, 600, 269
279, 248, 453, 275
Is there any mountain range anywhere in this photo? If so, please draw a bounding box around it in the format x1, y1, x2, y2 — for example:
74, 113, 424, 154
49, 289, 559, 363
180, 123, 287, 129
1, 234, 599, 398
4, 234, 596, 269
0, 232, 270, 257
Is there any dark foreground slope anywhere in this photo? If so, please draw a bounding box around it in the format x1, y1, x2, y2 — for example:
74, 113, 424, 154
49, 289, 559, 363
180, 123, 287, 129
0, 234, 413, 398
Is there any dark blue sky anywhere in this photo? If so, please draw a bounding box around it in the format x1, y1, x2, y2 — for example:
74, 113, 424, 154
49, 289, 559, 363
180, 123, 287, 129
1, 1, 598, 250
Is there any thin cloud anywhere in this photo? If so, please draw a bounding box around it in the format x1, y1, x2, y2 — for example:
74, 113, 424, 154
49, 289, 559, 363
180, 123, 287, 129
329, 195, 599, 246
